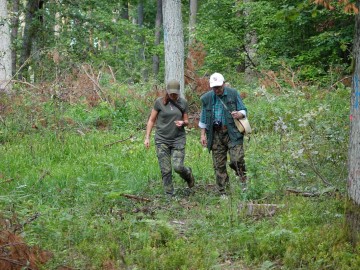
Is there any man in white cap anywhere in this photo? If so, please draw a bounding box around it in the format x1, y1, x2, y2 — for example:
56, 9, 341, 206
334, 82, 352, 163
199, 72, 247, 195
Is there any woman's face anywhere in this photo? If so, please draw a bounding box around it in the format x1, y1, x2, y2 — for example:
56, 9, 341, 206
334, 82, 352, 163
169, 93, 179, 100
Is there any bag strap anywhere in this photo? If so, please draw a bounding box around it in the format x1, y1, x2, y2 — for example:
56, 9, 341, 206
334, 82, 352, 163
169, 99, 185, 116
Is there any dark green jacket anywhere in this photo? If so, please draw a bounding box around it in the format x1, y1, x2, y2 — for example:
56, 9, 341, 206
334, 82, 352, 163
200, 87, 246, 151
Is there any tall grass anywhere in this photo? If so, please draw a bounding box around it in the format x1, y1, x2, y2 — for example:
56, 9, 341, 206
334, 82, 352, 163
0, 82, 358, 269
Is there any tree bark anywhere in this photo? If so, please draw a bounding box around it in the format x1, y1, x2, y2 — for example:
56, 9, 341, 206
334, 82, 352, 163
243, 0, 258, 84
153, 0, 162, 77
19, 0, 40, 79
120, 0, 129, 20
162, 0, 184, 96
11, 0, 19, 77
347, 0, 360, 245
188, 0, 197, 46
137, 0, 148, 81
0, 0, 12, 92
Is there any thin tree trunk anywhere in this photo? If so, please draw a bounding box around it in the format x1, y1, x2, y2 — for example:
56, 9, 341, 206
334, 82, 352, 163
0, 0, 12, 92
153, 0, 162, 77
347, 0, 360, 245
11, 0, 19, 77
188, 0, 197, 46
243, 0, 258, 84
162, 0, 184, 96
137, 0, 148, 81
120, 0, 129, 20
19, 0, 40, 79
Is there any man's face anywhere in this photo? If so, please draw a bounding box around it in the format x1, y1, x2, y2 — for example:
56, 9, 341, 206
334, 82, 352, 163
212, 85, 224, 96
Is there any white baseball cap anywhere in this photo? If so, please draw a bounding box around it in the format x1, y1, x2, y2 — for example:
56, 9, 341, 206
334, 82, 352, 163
209, 72, 225, 87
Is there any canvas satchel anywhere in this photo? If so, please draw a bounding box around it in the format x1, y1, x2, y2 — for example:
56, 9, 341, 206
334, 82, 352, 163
234, 117, 252, 135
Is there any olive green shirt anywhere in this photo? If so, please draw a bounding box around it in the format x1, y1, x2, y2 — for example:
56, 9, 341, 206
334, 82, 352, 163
153, 97, 188, 146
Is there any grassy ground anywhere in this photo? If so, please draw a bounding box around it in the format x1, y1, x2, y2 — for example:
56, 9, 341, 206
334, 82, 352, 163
0, 84, 358, 269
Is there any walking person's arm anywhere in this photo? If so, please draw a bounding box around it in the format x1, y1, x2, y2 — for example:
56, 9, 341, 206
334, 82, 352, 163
144, 109, 158, 149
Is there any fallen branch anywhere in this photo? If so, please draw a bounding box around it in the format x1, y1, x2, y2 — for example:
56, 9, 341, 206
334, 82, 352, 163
286, 188, 320, 197
330, 75, 351, 89
0, 115, 6, 126
238, 203, 282, 217
108, 65, 117, 83
104, 135, 133, 147
38, 170, 50, 182
121, 194, 152, 202
0, 242, 26, 249
0, 256, 34, 270
0, 178, 14, 185
10, 79, 39, 90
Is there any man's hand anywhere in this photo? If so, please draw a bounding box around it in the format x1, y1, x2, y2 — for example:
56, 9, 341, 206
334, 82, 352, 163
231, 111, 244, 119
200, 134, 207, 147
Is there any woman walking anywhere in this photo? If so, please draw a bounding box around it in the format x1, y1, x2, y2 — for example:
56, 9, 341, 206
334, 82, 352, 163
144, 80, 195, 197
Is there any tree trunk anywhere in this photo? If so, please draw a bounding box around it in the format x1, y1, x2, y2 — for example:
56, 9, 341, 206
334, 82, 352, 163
162, 0, 184, 96
188, 0, 197, 46
120, 0, 129, 20
153, 0, 162, 77
243, 0, 258, 84
0, 0, 12, 92
19, 0, 40, 80
137, 0, 148, 81
347, 0, 360, 245
11, 0, 19, 77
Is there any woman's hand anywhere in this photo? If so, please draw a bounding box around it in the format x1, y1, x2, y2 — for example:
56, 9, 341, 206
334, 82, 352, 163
144, 137, 150, 149
174, 120, 185, 127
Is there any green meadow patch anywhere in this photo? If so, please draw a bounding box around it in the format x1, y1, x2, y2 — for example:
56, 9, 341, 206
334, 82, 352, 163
0, 84, 358, 269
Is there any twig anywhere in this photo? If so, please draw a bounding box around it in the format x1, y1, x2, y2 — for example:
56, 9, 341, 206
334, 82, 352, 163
104, 135, 133, 147
38, 170, 50, 182
0, 257, 34, 269
286, 188, 319, 197
330, 75, 351, 89
0, 115, 5, 126
2, 59, 32, 90
13, 213, 40, 234
10, 80, 39, 89
121, 194, 152, 202
238, 203, 281, 217
0, 242, 26, 249
108, 65, 117, 83
81, 64, 105, 102
0, 178, 14, 185
184, 73, 195, 81
302, 142, 332, 187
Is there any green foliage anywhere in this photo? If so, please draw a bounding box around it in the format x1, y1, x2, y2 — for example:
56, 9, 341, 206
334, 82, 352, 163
0, 79, 357, 269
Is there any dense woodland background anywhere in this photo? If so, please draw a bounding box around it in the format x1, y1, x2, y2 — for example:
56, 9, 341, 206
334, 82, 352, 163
1, 0, 360, 269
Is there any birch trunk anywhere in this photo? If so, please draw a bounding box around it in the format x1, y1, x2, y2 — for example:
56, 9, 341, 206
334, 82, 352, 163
0, 0, 12, 92
162, 0, 184, 96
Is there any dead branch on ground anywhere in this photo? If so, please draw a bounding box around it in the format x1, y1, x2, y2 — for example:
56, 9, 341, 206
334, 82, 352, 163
121, 194, 152, 202
0, 178, 14, 185
104, 135, 133, 147
238, 203, 282, 217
